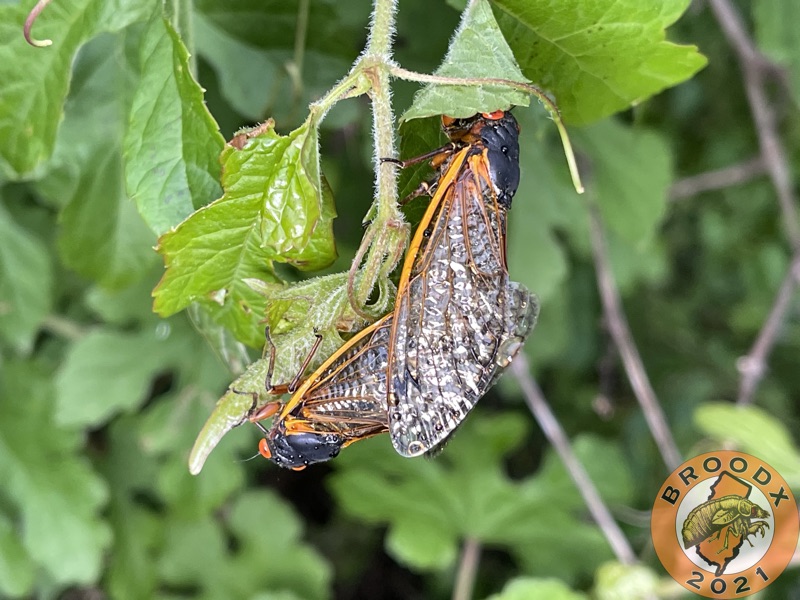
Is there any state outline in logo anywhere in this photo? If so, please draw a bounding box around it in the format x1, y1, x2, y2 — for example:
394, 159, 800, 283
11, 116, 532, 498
652, 450, 798, 598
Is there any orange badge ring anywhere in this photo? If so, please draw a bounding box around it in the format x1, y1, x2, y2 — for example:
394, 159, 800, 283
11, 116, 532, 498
652, 451, 799, 598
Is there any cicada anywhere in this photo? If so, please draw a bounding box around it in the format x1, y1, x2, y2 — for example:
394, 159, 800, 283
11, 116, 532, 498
249, 315, 393, 470
682, 495, 770, 551
386, 111, 538, 456
251, 111, 538, 468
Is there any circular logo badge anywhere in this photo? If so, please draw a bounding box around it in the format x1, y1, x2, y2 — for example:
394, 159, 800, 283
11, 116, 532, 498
652, 451, 798, 598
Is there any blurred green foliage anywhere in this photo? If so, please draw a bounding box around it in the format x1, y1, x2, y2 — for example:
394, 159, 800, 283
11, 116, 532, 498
0, 0, 799, 598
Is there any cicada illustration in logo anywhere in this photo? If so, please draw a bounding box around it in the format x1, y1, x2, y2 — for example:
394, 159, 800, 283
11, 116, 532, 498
652, 451, 799, 598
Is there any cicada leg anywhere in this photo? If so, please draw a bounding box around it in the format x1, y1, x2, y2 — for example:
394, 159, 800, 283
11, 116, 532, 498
381, 142, 458, 169
261, 327, 324, 394
283, 418, 322, 434
248, 400, 282, 424
249, 329, 324, 423
715, 525, 738, 554
381, 142, 461, 205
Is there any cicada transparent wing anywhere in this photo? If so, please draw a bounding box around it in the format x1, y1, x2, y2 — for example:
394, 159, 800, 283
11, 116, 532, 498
387, 112, 538, 457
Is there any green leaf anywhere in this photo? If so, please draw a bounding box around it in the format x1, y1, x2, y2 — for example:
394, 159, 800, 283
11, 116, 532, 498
493, 0, 708, 124
603, 230, 669, 295
157, 517, 230, 593
694, 403, 800, 488
157, 491, 331, 599
226, 491, 332, 600
193, 12, 281, 121
185, 302, 254, 375
0, 203, 52, 354
84, 266, 165, 325
593, 562, 659, 600
0, 513, 35, 598
106, 501, 159, 599
754, 0, 800, 106
55, 327, 175, 427
100, 420, 161, 600
0, 0, 96, 175
195, 0, 356, 60
96, 0, 154, 32
188, 272, 396, 474
158, 435, 245, 518
193, 10, 354, 126
330, 416, 630, 581
125, 11, 225, 235
507, 437, 632, 582
507, 109, 584, 302
195, 0, 364, 131
386, 517, 457, 570
401, 0, 530, 121
251, 593, 306, 600
58, 151, 158, 288
0, 361, 111, 585
522, 289, 571, 368
153, 118, 337, 346
397, 117, 444, 201
484, 577, 588, 600
575, 120, 672, 247
0, 0, 152, 175
34, 30, 158, 288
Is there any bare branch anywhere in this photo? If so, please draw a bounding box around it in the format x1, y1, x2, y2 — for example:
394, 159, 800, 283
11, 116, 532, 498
452, 537, 481, 600
708, 0, 800, 251
669, 156, 767, 200
707, 0, 800, 404
737, 254, 800, 404
511, 355, 637, 566
589, 206, 682, 471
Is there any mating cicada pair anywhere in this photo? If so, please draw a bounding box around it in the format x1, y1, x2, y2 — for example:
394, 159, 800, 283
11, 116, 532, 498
249, 111, 538, 470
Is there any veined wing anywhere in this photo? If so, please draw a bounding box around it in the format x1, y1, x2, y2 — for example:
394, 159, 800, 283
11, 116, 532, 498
388, 130, 535, 457
291, 314, 392, 434
258, 314, 392, 469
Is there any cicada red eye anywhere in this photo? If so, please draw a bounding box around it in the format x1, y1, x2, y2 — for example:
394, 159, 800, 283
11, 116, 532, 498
481, 110, 505, 120
257, 438, 272, 459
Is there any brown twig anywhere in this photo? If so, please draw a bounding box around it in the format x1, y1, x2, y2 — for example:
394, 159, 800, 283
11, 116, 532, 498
707, 0, 800, 405
451, 537, 481, 600
708, 0, 800, 251
588, 205, 682, 471
669, 156, 767, 200
737, 254, 800, 404
511, 355, 637, 565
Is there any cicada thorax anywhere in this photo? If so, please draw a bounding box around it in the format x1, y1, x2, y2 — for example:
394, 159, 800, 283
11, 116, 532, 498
251, 315, 393, 470
387, 111, 538, 457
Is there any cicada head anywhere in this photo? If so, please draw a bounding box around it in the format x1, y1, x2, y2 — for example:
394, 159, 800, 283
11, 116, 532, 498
478, 113, 520, 208
258, 430, 344, 470
440, 111, 521, 207
751, 503, 770, 520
